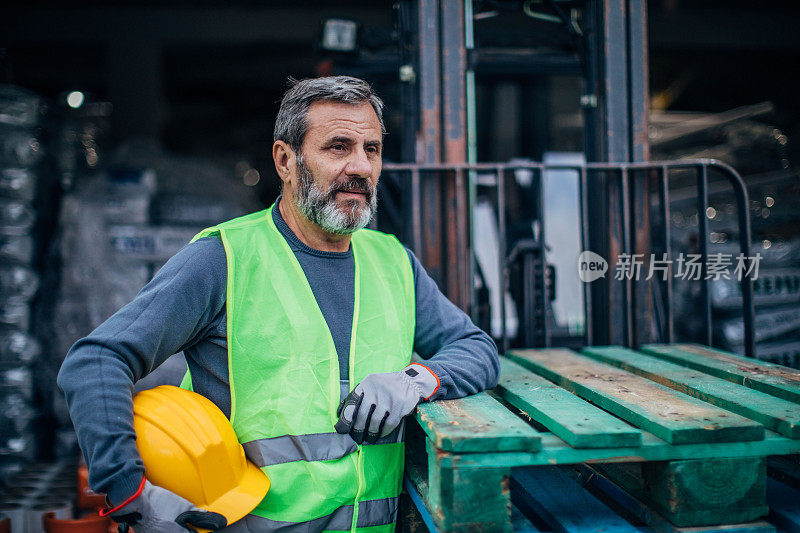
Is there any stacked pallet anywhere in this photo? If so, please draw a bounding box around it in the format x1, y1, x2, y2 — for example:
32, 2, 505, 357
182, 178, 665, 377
405, 343, 800, 532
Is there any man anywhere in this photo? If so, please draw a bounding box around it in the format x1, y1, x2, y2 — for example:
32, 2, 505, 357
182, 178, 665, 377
58, 76, 499, 532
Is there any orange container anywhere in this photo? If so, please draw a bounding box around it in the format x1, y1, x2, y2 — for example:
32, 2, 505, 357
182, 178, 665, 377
77, 465, 108, 510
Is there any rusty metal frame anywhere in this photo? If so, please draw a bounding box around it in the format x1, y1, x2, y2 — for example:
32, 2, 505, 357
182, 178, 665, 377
409, 0, 471, 312
383, 158, 756, 357
582, 0, 653, 348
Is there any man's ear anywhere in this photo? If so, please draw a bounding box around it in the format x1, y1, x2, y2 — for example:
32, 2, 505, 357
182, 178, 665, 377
272, 141, 295, 184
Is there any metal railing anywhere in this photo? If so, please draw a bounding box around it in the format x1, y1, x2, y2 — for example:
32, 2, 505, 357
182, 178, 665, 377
382, 159, 756, 357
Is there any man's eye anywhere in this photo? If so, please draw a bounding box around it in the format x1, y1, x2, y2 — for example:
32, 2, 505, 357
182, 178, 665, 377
331, 144, 346, 152
366, 146, 379, 154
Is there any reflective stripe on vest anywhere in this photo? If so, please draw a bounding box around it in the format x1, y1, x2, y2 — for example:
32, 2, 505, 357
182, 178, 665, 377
242, 423, 405, 467
194, 205, 415, 530
221, 497, 398, 532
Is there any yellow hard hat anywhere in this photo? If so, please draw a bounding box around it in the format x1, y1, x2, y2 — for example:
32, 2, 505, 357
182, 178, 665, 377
132, 385, 270, 529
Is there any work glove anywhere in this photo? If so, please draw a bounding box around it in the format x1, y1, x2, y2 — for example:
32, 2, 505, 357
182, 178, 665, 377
335, 363, 439, 444
106, 479, 227, 533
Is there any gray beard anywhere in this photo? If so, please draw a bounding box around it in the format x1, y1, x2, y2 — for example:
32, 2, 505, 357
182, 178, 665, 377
293, 155, 377, 235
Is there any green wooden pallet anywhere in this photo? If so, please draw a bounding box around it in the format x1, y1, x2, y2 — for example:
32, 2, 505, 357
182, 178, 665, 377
408, 344, 800, 532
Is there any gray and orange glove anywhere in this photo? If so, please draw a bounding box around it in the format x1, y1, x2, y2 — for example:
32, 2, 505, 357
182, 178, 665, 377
335, 363, 439, 444
103, 478, 227, 532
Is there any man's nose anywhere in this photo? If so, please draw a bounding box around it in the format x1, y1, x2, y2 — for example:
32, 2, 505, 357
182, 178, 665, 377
345, 147, 373, 178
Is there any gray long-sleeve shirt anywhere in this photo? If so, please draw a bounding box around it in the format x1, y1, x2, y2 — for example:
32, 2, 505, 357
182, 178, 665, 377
57, 202, 499, 506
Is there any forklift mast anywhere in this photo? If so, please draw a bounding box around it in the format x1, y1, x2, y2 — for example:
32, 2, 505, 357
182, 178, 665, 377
363, 1, 754, 356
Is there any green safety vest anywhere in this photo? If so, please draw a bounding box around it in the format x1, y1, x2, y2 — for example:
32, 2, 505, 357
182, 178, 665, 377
185, 205, 415, 532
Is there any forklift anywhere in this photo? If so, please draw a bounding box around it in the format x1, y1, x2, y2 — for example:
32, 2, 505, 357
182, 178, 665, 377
313, 2, 800, 532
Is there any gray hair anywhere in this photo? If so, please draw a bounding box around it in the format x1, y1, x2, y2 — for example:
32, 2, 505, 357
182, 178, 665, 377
273, 76, 385, 154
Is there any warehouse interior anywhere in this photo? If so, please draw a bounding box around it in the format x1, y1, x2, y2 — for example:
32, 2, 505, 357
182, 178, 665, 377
2, 0, 800, 531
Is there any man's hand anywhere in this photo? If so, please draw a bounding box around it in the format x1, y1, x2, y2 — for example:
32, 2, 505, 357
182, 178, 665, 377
335, 363, 439, 444
107, 479, 227, 533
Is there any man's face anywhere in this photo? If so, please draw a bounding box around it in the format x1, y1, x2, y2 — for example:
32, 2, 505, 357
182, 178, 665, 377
292, 101, 383, 235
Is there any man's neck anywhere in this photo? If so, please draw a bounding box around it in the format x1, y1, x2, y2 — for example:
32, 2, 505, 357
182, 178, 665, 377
278, 196, 352, 253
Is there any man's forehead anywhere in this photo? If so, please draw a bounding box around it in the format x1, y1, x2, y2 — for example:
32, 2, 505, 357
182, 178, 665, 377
305, 101, 382, 139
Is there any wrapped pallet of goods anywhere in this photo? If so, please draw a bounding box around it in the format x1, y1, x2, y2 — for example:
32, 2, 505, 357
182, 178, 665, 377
0, 85, 45, 479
